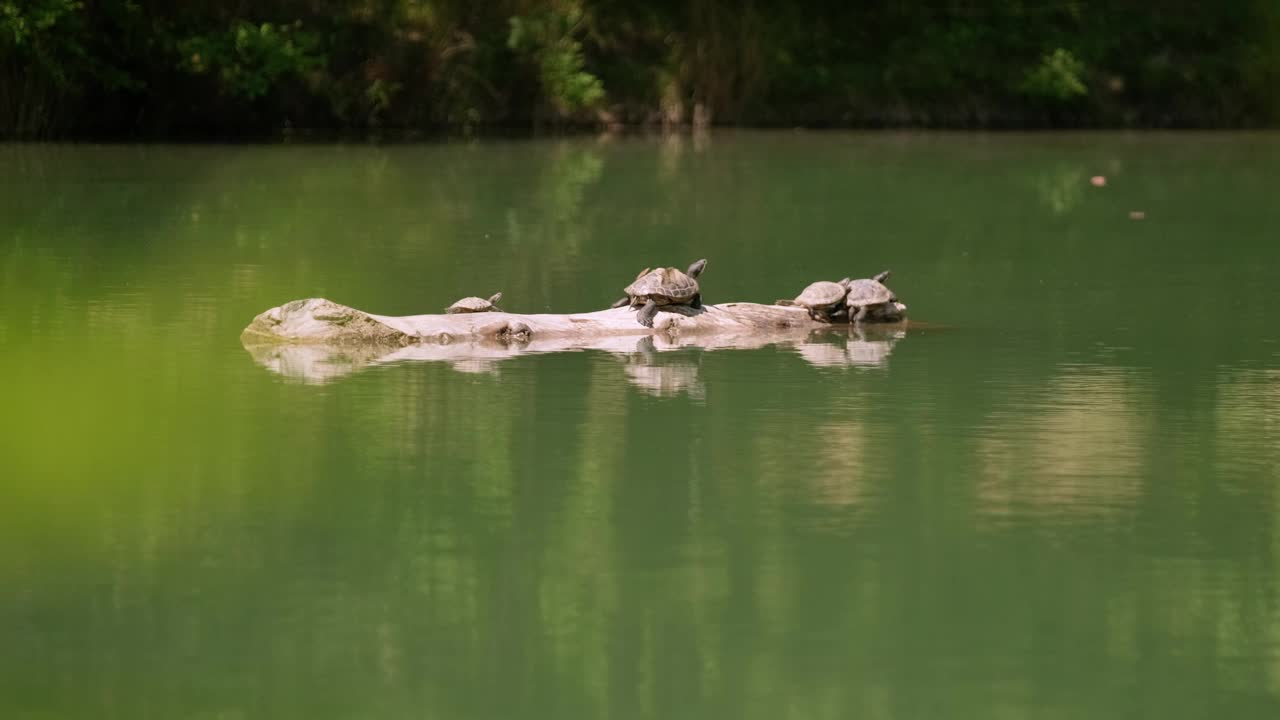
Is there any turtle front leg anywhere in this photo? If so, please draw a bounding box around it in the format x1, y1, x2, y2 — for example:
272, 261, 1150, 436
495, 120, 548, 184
636, 299, 659, 328
611, 296, 631, 309
850, 305, 868, 324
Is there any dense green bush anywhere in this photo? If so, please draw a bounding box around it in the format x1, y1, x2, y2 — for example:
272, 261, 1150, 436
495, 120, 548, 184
508, 2, 604, 120
2, 0, 1279, 137
178, 22, 322, 100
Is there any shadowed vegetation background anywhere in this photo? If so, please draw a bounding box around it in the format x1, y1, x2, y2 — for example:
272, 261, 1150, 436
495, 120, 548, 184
3, 1, 1280, 137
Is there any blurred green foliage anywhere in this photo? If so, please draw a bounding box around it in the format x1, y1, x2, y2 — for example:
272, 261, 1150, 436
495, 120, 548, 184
2, 0, 1280, 136
1021, 49, 1089, 101
1, 0, 81, 47
508, 1, 605, 119
178, 21, 322, 100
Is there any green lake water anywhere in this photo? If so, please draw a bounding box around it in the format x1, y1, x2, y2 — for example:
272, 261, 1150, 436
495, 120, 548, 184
3, 132, 1280, 719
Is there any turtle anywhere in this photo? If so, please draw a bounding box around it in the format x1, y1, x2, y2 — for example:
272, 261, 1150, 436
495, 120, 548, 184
445, 292, 503, 314
775, 278, 853, 323
841, 270, 896, 323
610, 259, 707, 328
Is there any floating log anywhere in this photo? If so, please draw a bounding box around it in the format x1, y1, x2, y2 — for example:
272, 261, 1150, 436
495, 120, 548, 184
239, 297, 910, 384
240, 297, 908, 347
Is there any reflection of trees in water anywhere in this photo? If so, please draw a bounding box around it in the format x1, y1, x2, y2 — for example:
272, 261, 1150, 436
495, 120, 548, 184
1215, 369, 1280, 472
976, 367, 1145, 523
11, 141, 1280, 717
504, 142, 605, 237
656, 130, 711, 180
757, 418, 871, 515
542, 142, 606, 227
1, 143, 613, 339
811, 422, 869, 509
10, 352, 1280, 718
1032, 165, 1087, 215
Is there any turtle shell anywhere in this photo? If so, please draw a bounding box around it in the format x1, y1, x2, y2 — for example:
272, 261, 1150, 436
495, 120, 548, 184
793, 280, 849, 310
624, 267, 699, 305
845, 278, 894, 306
446, 292, 501, 313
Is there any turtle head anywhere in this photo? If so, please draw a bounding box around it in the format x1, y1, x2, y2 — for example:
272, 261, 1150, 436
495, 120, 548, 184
872, 270, 891, 283
838, 277, 852, 289
868, 301, 907, 322
487, 292, 503, 304
686, 258, 708, 278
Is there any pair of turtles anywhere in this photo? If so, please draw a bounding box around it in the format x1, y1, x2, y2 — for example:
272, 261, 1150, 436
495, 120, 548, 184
611, 258, 707, 328
777, 270, 896, 323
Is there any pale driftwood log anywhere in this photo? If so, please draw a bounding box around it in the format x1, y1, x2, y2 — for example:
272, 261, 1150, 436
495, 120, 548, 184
241, 297, 907, 347
240, 297, 909, 384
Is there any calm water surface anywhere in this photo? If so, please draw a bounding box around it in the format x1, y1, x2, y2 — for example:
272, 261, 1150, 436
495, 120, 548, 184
3, 132, 1280, 718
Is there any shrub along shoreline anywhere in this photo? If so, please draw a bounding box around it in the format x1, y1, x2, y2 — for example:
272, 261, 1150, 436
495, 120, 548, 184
4, 1, 1280, 138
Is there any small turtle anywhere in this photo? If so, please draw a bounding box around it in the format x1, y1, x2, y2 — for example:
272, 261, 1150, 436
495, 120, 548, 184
776, 278, 853, 323
610, 259, 707, 328
445, 292, 503, 314
842, 270, 896, 323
